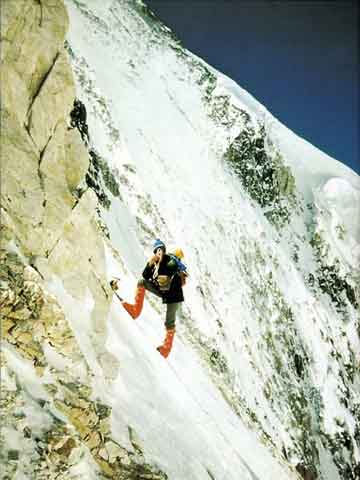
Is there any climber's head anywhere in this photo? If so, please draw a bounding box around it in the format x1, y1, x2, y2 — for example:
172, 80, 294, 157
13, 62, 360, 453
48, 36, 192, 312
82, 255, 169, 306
153, 239, 166, 254
153, 239, 166, 262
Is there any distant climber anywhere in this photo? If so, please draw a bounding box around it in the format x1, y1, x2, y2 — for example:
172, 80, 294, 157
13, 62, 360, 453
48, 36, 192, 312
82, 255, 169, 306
110, 239, 188, 358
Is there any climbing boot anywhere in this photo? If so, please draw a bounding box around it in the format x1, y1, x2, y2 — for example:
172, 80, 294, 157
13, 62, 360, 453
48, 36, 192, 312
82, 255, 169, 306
122, 286, 145, 319
157, 328, 176, 358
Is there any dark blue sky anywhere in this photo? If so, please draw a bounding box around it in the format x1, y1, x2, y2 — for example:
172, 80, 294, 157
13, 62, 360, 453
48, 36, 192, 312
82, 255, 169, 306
147, 0, 359, 174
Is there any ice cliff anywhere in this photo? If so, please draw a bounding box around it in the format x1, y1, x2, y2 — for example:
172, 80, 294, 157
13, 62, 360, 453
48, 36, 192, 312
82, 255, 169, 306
1, 1, 359, 479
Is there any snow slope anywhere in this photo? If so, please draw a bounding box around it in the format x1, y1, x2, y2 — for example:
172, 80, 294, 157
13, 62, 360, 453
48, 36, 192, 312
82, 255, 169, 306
58, 0, 360, 478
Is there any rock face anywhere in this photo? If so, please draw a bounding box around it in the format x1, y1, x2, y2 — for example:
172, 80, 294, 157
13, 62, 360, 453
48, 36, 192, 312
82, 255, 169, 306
1, 0, 88, 257
0, 2, 167, 479
1, 0, 111, 358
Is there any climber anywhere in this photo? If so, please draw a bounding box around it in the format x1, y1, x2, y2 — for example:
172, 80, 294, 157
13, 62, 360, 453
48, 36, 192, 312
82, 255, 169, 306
111, 240, 188, 358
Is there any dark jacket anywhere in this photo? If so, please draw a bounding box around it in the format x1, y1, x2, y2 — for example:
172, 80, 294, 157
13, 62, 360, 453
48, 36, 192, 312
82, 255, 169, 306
142, 254, 184, 304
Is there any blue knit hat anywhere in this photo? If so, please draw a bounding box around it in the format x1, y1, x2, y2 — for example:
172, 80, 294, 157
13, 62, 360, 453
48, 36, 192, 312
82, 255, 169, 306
153, 239, 166, 253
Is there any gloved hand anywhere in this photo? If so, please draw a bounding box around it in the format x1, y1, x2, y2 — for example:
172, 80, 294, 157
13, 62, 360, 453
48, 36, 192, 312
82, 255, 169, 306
148, 255, 160, 266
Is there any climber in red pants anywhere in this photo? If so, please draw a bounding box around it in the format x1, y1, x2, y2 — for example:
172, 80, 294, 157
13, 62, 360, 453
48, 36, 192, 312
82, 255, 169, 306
111, 239, 187, 358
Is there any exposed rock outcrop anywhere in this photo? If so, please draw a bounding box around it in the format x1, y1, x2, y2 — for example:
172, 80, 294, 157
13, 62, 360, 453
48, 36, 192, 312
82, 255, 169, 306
0, 251, 167, 478
1, 0, 88, 257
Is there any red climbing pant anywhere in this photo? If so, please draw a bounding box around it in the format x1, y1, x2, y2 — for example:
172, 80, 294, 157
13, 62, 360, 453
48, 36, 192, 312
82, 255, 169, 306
122, 286, 145, 319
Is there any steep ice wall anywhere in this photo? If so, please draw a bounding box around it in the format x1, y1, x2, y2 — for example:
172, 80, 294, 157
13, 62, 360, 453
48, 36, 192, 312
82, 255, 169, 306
64, 1, 360, 479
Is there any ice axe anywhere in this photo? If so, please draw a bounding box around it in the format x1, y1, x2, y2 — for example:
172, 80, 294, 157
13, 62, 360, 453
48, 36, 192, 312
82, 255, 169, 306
110, 277, 123, 302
